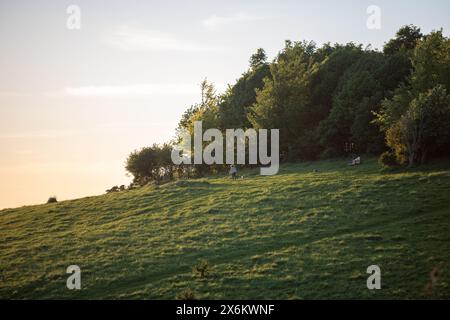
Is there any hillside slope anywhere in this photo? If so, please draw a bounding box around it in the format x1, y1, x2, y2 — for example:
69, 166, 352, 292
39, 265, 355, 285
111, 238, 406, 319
1, 158, 449, 299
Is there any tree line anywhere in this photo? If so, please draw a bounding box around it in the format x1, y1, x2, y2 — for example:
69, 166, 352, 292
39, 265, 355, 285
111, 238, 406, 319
125, 25, 450, 184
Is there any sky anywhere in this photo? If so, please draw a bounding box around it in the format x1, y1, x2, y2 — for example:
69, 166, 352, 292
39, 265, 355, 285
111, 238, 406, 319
0, 0, 449, 209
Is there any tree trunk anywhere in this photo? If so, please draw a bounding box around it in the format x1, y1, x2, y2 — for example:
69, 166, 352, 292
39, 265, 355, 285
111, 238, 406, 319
420, 148, 427, 164
408, 151, 415, 167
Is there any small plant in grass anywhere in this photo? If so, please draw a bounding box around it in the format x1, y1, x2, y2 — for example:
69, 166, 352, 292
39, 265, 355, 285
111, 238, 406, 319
176, 288, 196, 300
425, 267, 441, 297
47, 196, 57, 204
379, 151, 399, 168
193, 260, 210, 279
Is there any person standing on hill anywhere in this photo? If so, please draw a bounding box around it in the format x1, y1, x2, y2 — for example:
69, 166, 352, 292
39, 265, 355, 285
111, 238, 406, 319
229, 165, 237, 180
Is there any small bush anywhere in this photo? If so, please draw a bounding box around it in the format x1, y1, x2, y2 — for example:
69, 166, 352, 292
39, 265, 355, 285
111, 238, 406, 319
379, 151, 399, 168
106, 186, 119, 193
47, 197, 57, 204
127, 182, 140, 190
192, 260, 210, 279
176, 288, 196, 300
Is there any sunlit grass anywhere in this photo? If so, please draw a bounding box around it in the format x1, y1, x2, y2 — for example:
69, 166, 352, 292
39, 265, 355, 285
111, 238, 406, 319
0, 158, 449, 299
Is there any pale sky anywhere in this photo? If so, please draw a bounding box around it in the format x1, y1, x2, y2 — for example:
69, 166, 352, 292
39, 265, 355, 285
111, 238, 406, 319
1, 0, 449, 209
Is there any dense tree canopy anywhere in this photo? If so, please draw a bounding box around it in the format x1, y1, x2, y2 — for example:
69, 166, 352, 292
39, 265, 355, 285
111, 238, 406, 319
383, 25, 423, 56
376, 29, 450, 166
126, 26, 450, 183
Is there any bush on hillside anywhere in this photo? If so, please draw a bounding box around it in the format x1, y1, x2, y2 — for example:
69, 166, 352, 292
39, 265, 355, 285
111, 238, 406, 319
192, 260, 210, 279
176, 288, 196, 300
47, 197, 57, 204
379, 151, 399, 168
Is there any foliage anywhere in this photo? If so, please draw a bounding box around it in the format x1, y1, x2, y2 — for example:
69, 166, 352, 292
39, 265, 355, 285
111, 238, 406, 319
249, 40, 318, 159
318, 50, 385, 156
125, 143, 174, 184
383, 25, 423, 55
46, 197, 57, 204
134, 25, 450, 177
176, 288, 196, 300
219, 62, 270, 129
378, 151, 399, 168
192, 260, 210, 279
376, 30, 450, 166
386, 86, 450, 166
249, 48, 268, 70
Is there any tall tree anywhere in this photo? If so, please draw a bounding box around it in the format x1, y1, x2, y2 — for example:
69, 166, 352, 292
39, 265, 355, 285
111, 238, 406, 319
383, 25, 423, 55
249, 48, 268, 70
249, 40, 317, 159
376, 30, 450, 165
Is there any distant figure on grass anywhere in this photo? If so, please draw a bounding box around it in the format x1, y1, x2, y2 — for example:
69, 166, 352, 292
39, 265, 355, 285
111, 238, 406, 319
229, 165, 237, 180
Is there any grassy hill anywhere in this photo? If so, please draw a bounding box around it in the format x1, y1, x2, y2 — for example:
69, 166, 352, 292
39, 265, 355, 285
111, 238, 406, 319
1, 158, 449, 299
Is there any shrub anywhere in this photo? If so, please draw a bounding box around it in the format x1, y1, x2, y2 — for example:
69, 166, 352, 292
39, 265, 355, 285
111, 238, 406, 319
192, 260, 209, 279
47, 197, 58, 204
125, 143, 174, 183
106, 186, 119, 194
379, 151, 399, 168
176, 288, 196, 300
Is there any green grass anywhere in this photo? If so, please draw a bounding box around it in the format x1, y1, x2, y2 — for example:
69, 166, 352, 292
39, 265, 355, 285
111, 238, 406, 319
1, 158, 450, 299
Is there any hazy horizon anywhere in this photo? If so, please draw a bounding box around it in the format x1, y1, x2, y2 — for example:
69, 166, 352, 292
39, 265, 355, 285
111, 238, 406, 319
1, 0, 450, 209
